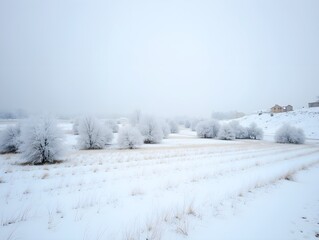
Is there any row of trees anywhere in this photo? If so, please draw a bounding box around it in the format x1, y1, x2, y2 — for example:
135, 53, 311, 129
0, 114, 306, 165
186, 116, 305, 144
75, 115, 179, 148
0, 115, 180, 164
195, 120, 264, 140
193, 119, 305, 144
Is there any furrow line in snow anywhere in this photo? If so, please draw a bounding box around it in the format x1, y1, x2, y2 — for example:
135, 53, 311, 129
120, 156, 319, 240
31, 148, 319, 199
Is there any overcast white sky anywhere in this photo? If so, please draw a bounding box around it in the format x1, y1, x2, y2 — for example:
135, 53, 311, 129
0, 0, 319, 117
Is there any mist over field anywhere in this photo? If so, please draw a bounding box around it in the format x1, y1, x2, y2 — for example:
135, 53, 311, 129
1, 0, 319, 117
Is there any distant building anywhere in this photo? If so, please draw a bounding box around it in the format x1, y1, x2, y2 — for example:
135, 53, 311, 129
271, 104, 284, 113
271, 104, 293, 113
308, 101, 319, 108
284, 105, 293, 112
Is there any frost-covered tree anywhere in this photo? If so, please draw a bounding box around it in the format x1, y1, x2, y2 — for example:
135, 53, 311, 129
275, 124, 305, 144
247, 122, 263, 140
218, 123, 235, 140
130, 110, 142, 126
191, 119, 199, 131
20, 117, 64, 164
236, 125, 249, 139
0, 124, 21, 154
72, 119, 79, 135
139, 116, 163, 144
184, 120, 191, 128
229, 121, 248, 139
169, 120, 179, 133
196, 120, 220, 138
105, 119, 119, 133
78, 117, 113, 149
117, 126, 143, 149
160, 120, 170, 139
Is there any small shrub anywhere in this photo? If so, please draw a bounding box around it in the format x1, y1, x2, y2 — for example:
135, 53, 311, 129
160, 121, 170, 139
184, 120, 191, 128
0, 125, 21, 154
191, 119, 199, 131
247, 122, 263, 140
78, 116, 113, 149
169, 120, 179, 133
229, 121, 248, 139
20, 117, 64, 164
118, 126, 143, 149
196, 120, 220, 138
139, 116, 163, 144
275, 124, 305, 144
218, 124, 235, 140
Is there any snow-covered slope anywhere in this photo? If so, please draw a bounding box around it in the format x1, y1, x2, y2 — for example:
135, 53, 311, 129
234, 107, 319, 139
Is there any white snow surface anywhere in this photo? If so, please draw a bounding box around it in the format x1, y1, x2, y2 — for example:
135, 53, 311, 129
232, 107, 319, 140
0, 111, 319, 240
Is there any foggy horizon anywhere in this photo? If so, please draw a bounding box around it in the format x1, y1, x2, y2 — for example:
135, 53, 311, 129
1, 0, 319, 118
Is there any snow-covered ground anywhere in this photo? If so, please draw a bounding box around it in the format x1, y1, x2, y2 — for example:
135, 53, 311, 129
0, 109, 319, 240
233, 107, 319, 140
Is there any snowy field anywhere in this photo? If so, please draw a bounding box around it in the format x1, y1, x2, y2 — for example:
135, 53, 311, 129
0, 111, 319, 240
234, 107, 319, 140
